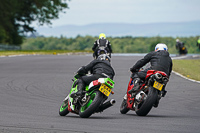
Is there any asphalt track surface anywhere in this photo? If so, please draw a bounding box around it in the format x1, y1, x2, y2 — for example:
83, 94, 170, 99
0, 54, 200, 133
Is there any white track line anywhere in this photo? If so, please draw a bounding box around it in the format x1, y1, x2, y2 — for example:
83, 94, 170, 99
172, 70, 200, 84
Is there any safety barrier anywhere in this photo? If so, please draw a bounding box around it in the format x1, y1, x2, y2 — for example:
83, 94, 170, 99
0, 44, 21, 50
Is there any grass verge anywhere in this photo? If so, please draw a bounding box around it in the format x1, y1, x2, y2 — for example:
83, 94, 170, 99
172, 59, 200, 81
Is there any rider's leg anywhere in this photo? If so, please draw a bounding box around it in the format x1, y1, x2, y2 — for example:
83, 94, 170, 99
94, 49, 98, 59
81, 74, 103, 84
128, 78, 141, 94
71, 79, 85, 97
92, 50, 96, 59
128, 69, 150, 94
128, 73, 141, 94
71, 74, 107, 97
76, 79, 85, 95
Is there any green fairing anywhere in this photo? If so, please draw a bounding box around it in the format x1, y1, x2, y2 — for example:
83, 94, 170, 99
70, 78, 78, 94
104, 78, 115, 89
85, 86, 89, 91
68, 78, 78, 111
66, 77, 114, 113
60, 102, 68, 112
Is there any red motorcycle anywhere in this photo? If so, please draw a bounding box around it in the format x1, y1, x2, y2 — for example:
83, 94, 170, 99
120, 70, 169, 116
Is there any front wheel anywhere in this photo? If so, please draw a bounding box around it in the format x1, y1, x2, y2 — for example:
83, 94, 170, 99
59, 99, 69, 116
120, 98, 130, 114
79, 91, 103, 118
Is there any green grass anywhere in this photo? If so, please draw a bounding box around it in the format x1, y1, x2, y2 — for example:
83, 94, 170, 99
0, 50, 92, 56
173, 59, 200, 81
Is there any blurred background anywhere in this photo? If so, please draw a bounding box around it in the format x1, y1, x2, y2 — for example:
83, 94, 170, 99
0, 0, 200, 54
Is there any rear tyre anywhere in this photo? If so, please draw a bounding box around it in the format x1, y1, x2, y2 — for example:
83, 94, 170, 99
120, 99, 130, 114
59, 99, 69, 116
135, 87, 158, 116
79, 91, 103, 118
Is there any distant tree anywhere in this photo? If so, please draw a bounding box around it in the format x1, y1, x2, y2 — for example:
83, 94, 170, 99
21, 36, 200, 54
0, 0, 69, 45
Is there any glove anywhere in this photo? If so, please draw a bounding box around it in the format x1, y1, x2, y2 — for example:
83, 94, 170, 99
130, 67, 138, 73
77, 66, 86, 75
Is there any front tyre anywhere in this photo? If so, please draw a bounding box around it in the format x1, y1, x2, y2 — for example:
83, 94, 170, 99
120, 98, 129, 114
135, 86, 158, 116
59, 99, 69, 116
79, 91, 103, 118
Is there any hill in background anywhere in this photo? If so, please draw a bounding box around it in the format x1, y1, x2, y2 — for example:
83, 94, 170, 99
35, 21, 200, 38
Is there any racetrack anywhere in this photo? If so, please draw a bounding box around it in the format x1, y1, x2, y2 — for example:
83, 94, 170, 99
0, 54, 200, 133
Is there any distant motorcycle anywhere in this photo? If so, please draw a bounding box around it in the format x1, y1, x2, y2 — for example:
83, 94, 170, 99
179, 46, 187, 55
59, 74, 115, 118
176, 42, 187, 55
93, 47, 111, 59
120, 70, 169, 116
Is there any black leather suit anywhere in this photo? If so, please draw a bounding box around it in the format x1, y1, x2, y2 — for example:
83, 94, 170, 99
130, 50, 173, 80
77, 59, 115, 85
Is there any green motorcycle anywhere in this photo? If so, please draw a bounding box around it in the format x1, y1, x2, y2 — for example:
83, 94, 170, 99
59, 74, 115, 118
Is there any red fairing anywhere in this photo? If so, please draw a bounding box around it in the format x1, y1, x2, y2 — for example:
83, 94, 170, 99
159, 71, 168, 77
145, 70, 155, 79
93, 80, 99, 86
145, 70, 168, 79
68, 101, 72, 112
126, 78, 135, 109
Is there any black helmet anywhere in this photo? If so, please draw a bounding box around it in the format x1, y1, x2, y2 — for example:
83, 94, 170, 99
97, 54, 110, 62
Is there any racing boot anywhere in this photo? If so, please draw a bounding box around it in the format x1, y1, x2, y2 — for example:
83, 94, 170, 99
128, 78, 141, 95
70, 79, 85, 98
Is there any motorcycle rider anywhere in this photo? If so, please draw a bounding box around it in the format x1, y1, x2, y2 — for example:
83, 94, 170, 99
176, 39, 187, 55
128, 43, 173, 98
92, 33, 112, 59
71, 54, 115, 97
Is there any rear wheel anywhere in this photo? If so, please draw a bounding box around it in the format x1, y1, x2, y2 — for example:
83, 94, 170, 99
120, 98, 130, 114
135, 87, 158, 116
79, 91, 103, 118
59, 99, 69, 116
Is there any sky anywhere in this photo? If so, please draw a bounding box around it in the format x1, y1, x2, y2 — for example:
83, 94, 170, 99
36, 0, 200, 28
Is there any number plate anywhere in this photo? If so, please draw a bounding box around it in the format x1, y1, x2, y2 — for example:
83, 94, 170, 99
99, 84, 112, 96
153, 81, 163, 91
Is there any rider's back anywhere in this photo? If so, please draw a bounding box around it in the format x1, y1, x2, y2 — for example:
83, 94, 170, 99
149, 50, 172, 76
87, 59, 115, 79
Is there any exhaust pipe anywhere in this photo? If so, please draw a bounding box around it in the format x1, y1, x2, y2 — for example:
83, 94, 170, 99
96, 99, 116, 112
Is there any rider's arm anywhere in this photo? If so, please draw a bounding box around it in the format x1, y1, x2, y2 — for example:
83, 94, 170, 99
83, 60, 99, 72
77, 66, 87, 75
130, 52, 153, 72
77, 60, 98, 74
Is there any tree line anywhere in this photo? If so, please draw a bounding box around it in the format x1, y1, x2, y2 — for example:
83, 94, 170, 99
21, 35, 200, 54
0, 0, 68, 45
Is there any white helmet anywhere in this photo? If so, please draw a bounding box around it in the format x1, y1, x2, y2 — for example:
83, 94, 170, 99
176, 39, 179, 42
155, 43, 168, 51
